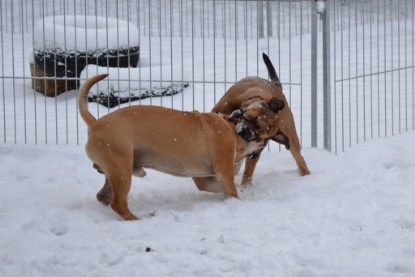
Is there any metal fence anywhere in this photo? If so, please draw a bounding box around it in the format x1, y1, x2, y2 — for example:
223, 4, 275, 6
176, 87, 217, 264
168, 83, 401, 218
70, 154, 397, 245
329, 0, 415, 153
0, 0, 414, 153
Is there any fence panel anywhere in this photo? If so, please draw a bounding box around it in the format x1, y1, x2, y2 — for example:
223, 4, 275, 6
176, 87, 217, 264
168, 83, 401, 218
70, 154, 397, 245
1, 0, 414, 152
0, 0, 312, 147
330, 0, 415, 153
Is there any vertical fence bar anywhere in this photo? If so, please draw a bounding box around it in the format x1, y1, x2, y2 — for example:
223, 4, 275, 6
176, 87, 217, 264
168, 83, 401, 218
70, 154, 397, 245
300, 0, 303, 146
170, 0, 174, 108
266, 1, 272, 37
310, 0, 317, 147
224, 1, 227, 94
398, 0, 401, 134
20, 0, 27, 144
332, 0, 337, 153
32, 0, 38, 144
348, 1, 351, 146
234, 0, 238, 82
383, 0, 387, 137
191, 0, 194, 110
377, 0, 380, 138
180, 0, 184, 110
54, 1, 58, 144
390, 2, 394, 136
213, 0, 217, 104
288, 1, 292, 104
11, 0, 17, 143
322, 0, 331, 151
258, 1, 263, 39
369, 0, 373, 139
202, 0, 206, 112
0, 0, 5, 142
362, 1, 366, 142
311, 0, 331, 151
355, 0, 359, 144
404, 1, 408, 132
159, 0, 163, 107
340, 1, 344, 152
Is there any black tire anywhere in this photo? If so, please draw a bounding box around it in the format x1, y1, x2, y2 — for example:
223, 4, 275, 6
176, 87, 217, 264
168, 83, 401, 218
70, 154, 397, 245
32, 15, 139, 82
33, 46, 139, 79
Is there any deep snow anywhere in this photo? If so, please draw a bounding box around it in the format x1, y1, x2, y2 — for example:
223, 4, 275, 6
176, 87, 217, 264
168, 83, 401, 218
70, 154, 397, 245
1, 131, 415, 276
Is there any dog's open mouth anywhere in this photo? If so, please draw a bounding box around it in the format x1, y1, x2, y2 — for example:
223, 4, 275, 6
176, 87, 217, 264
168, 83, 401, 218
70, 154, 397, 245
236, 121, 258, 142
243, 138, 268, 160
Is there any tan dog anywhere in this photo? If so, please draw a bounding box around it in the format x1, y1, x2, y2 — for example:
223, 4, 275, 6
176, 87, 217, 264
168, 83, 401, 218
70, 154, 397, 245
79, 74, 285, 220
212, 53, 310, 186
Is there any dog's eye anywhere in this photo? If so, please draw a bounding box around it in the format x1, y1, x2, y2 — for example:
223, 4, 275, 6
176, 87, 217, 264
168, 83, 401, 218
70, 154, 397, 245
250, 118, 260, 129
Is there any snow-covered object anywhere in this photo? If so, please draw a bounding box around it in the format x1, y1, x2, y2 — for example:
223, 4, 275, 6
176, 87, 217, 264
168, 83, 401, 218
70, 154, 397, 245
80, 64, 189, 107
33, 15, 139, 52
317, 1, 326, 13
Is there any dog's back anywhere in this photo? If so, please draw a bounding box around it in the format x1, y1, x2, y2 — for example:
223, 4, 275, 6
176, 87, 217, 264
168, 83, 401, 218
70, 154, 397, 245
86, 105, 238, 178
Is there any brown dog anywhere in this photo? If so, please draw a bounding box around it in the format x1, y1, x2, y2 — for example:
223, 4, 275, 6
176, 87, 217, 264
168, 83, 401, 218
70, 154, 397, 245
79, 74, 285, 220
212, 53, 310, 186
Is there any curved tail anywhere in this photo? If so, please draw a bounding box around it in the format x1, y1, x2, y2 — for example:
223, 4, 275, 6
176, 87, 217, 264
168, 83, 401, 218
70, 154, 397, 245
262, 53, 282, 88
78, 74, 108, 127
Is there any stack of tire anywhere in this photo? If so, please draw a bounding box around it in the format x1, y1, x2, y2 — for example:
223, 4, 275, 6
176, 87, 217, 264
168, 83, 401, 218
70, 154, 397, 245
30, 15, 139, 97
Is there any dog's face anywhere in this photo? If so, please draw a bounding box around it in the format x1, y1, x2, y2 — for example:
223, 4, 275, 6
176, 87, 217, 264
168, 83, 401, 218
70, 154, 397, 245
228, 97, 285, 141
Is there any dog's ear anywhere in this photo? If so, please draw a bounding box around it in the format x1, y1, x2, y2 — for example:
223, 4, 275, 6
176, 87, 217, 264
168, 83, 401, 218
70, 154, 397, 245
228, 109, 244, 123
266, 97, 285, 113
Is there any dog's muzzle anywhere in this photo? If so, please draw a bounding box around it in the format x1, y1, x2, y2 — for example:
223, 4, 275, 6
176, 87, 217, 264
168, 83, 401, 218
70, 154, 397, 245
236, 121, 257, 141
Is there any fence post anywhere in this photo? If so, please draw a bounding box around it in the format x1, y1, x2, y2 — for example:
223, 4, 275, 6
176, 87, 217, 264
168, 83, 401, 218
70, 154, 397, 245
266, 1, 273, 37
311, 1, 318, 147
311, 0, 331, 151
321, 0, 331, 151
258, 1, 264, 38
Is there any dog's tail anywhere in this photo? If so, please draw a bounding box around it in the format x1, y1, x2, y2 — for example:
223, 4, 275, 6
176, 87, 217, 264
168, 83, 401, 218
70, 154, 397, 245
262, 53, 282, 88
78, 74, 108, 127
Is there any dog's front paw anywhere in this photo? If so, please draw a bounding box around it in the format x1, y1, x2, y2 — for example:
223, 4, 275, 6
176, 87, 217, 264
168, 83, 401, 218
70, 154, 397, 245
300, 166, 311, 176
97, 191, 112, 206
122, 213, 139, 221
240, 175, 253, 187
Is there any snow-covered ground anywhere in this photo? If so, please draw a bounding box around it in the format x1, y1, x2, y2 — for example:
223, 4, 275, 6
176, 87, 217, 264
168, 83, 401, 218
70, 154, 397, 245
1, 132, 415, 276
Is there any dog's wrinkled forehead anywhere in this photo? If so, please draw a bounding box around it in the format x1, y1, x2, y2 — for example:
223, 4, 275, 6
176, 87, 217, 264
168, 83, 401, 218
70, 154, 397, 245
241, 96, 285, 116
240, 97, 264, 110
242, 99, 264, 110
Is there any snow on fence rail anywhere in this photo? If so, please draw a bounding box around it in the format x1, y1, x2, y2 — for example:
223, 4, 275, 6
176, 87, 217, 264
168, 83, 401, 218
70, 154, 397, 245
0, 0, 414, 153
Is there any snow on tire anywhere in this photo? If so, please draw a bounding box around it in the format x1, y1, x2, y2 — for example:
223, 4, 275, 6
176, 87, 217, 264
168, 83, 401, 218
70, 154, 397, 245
31, 15, 139, 96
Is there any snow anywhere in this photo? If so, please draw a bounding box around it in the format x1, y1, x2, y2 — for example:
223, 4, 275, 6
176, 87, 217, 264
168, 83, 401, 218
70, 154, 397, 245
80, 63, 189, 99
33, 15, 139, 52
317, 2, 326, 14
1, 132, 415, 276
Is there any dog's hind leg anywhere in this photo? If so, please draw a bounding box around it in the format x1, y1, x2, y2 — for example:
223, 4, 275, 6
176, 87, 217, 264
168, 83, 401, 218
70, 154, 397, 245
192, 177, 222, 193
97, 177, 112, 205
212, 159, 239, 199
274, 125, 310, 176
241, 154, 261, 187
107, 170, 138, 220
281, 130, 310, 176
289, 142, 310, 176
103, 156, 138, 220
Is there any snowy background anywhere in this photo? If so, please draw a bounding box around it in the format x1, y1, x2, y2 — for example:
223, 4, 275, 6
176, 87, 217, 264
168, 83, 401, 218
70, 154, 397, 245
1, 0, 415, 276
